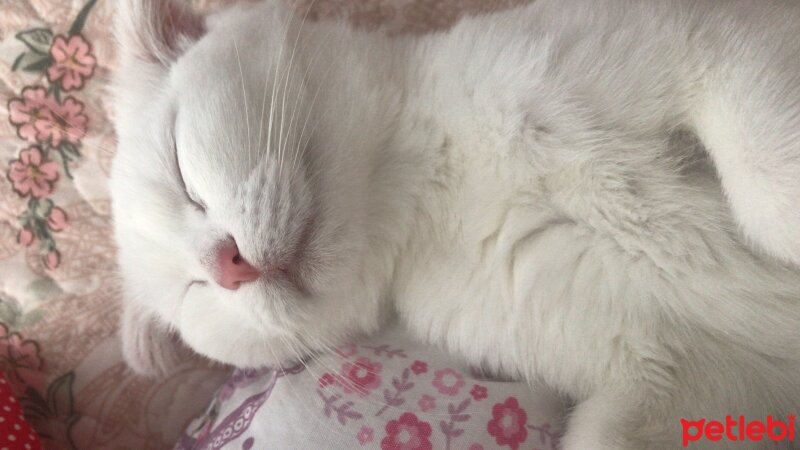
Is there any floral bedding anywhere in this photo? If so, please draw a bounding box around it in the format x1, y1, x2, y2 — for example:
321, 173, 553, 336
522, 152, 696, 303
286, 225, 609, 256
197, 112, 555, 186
0, 1, 539, 449
176, 327, 564, 450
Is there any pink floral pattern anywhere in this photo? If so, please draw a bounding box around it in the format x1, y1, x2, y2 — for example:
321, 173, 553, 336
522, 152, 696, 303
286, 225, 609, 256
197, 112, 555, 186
8, 87, 53, 143
8, 87, 88, 148
487, 397, 528, 449
357, 425, 375, 445
44, 249, 60, 270
432, 367, 465, 396
17, 227, 35, 247
46, 34, 96, 91
339, 356, 383, 395
180, 332, 562, 450
318, 372, 335, 387
470, 384, 488, 401
410, 360, 427, 375
5, 6, 95, 270
0, 322, 82, 447
46, 206, 68, 231
417, 394, 435, 412
34, 96, 88, 148
0, 323, 43, 391
7, 146, 59, 198
381, 412, 433, 450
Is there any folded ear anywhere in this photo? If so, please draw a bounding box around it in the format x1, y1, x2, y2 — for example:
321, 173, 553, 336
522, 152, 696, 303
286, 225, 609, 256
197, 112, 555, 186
116, 0, 206, 65
120, 300, 185, 377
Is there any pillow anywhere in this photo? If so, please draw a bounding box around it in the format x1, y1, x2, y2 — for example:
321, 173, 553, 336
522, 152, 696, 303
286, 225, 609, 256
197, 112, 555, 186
175, 327, 564, 450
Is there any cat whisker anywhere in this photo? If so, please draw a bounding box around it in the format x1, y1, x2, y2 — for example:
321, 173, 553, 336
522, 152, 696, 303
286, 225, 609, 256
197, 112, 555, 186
287, 335, 393, 415
281, 1, 319, 176
267, 22, 291, 174
233, 39, 253, 171
268, 333, 355, 441
277, 9, 310, 180
274, 25, 294, 180
291, 80, 327, 175
256, 46, 273, 161
277, 39, 293, 180
288, 11, 338, 176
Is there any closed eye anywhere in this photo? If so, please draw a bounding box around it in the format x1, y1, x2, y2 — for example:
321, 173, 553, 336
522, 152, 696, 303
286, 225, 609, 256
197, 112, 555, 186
174, 136, 207, 213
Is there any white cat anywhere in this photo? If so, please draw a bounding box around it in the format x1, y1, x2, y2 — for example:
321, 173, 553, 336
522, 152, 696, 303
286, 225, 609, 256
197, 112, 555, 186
111, 0, 800, 448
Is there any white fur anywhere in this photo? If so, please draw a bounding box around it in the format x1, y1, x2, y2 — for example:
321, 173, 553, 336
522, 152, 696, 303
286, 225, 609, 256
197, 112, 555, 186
111, 1, 800, 448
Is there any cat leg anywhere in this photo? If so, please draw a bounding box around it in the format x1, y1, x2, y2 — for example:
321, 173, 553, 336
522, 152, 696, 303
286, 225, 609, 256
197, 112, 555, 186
561, 387, 793, 450
561, 389, 677, 450
120, 301, 185, 377
691, 15, 800, 266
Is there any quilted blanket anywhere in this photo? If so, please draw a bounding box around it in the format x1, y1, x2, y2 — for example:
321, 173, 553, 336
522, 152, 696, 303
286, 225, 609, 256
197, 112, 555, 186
0, 0, 530, 448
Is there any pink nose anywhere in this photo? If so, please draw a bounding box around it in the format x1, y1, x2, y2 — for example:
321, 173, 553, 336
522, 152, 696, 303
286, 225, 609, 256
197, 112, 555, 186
213, 239, 260, 290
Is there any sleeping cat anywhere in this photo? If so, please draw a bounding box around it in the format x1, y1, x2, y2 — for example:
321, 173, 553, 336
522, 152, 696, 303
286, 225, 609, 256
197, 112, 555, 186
111, 0, 800, 448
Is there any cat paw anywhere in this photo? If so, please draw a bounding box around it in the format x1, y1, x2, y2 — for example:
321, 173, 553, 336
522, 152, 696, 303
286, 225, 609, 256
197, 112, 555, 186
562, 390, 674, 450
120, 302, 186, 377
732, 195, 800, 268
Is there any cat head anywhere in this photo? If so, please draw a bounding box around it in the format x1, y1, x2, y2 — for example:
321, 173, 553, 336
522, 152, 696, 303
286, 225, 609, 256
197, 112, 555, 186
111, 0, 382, 374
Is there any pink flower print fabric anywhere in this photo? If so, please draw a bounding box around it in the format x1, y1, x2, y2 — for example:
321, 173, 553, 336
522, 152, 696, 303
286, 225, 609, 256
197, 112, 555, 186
176, 326, 564, 449
8, 87, 53, 143
432, 368, 465, 396
32, 96, 88, 148
339, 357, 383, 395
7, 87, 88, 148
358, 426, 375, 446
7, 147, 59, 198
5, 4, 96, 273
381, 412, 433, 450
487, 397, 529, 449
46, 35, 96, 91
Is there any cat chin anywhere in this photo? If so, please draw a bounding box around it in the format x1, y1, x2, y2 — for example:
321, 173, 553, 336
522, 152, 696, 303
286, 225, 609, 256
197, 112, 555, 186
178, 295, 299, 368
174, 281, 341, 368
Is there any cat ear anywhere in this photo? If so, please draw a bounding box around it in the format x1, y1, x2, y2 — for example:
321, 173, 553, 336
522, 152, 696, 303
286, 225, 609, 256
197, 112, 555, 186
120, 301, 185, 377
116, 0, 206, 65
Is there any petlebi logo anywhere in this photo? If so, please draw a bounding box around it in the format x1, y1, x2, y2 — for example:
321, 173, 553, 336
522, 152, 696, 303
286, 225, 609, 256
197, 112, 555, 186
681, 415, 797, 447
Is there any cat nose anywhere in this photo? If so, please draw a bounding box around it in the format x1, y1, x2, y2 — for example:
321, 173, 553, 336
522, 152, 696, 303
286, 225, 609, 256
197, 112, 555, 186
213, 239, 260, 290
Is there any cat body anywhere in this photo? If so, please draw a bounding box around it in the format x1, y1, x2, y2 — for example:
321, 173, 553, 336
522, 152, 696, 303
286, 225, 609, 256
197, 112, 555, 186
112, 1, 800, 448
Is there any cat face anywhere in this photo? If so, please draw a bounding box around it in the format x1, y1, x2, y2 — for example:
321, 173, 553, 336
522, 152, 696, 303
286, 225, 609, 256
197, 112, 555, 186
111, 0, 378, 372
